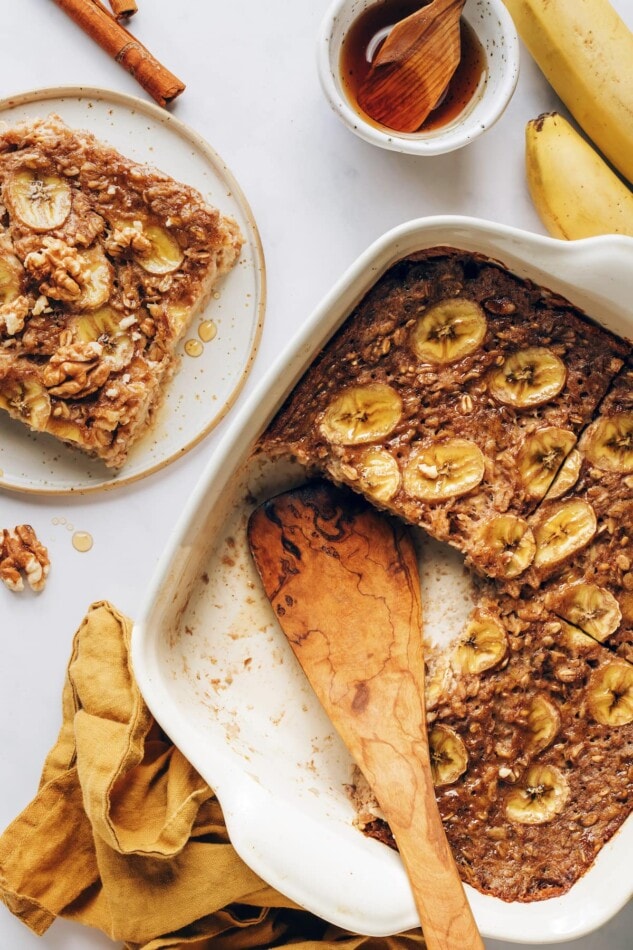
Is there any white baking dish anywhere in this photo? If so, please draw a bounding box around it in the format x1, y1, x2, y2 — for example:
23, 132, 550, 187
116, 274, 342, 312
132, 217, 633, 944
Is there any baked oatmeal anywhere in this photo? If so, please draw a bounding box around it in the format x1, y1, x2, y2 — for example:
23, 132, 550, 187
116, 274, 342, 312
255, 247, 633, 903
261, 249, 627, 581
0, 114, 243, 468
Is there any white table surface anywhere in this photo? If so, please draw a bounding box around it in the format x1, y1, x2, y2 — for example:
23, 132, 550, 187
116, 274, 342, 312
1, 1, 631, 947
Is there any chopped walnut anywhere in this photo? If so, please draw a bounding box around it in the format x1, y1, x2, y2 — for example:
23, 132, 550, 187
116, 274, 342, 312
42, 340, 110, 397
24, 237, 83, 301
104, 220, 152, 258
0, 525, 50, 592
0, 294, 30, 335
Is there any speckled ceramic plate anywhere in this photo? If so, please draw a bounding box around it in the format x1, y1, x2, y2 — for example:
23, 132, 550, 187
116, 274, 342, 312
133, 218, 633, 944
0, 86, 265, 494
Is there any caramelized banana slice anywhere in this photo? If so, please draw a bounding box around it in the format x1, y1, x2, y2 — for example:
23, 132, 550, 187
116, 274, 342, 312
506, 765, 569, 825
527, 695, 561, 753
411, 298, 487, 364
73, 245, 113, 310
587, 661, 633, 726
473, 514, 536, 579
580, 413, 633, 474
517, 427, 577, 499
451, 611, 508, 675
490, 347, 567, 408
0, 377, 51, 430
552, 582, 622, 642
5, 169, 71, 231
544, 448, 583, 500
355, 447, 401, 502
429, 724, 468, 785
403, 438, 485, 502
72, 306, 134, 371
0, 253, 23, 305
320, 384, 402, 445
136, 224, 184, 275
532, 499, 597, 570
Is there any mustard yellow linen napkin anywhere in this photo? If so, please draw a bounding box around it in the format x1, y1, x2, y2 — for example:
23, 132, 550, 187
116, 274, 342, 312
0, 601, 426, 949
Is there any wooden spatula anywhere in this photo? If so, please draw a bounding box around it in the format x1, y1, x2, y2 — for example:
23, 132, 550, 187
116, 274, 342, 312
248, 481, 483, 950
358, 0, 466, 132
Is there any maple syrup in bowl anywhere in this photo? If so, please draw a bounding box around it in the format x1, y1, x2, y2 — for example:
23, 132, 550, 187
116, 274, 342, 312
317, 0, 519, 155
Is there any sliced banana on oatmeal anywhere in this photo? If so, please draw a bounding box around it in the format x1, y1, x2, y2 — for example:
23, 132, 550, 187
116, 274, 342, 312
73, 306, 134, 371
429, 724, 468, 785
0, 377, 51, 429
587, 661, 633, 726
551, 582, 622, 642
517, 427, 577, 499
580, 413, 633, 474
489, 347, 567, 408
505, 764, 570, 825
4, 169, 72, 231
73, 245, 113, 311
0, 253, 23, 304
544, 448, 583, 500
532, 499, 597, 570
355, 447, 401, 501
411, 297, 487, 364
526, 694, 561, 753
451, 611, 508, 675
473, 514, 536, 579
403, 438, 485, 502
135, 224, 184, 275
320, 383, 402, 445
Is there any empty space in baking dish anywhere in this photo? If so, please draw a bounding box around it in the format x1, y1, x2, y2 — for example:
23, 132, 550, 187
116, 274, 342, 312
132, 217, 633, 943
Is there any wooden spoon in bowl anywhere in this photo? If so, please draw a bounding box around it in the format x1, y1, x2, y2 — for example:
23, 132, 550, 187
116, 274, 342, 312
358, 0, 467, 132
248, 481, 483, 950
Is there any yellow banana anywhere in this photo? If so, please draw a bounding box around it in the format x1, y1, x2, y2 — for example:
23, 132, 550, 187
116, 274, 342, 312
503, 0, 633, 185
525, 112, 633, 239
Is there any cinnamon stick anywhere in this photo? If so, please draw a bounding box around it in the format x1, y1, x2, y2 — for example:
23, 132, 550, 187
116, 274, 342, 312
51, 0, 184, 107
109, 0, 138, 19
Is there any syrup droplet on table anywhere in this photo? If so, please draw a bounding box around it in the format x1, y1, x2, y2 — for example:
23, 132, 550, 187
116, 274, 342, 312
340, 0, 486, 132
72, 531, 94, 553
199, 320, 217, 343
185, 339, 204, 358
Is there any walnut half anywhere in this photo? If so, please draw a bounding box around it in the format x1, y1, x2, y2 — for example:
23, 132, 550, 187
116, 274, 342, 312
0, 524, 50, 592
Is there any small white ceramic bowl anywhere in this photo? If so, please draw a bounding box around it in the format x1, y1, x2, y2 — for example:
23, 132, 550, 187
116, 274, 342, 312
317, 0, 520, 155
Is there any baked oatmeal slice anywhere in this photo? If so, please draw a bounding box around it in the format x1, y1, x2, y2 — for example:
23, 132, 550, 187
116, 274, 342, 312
261, 249, 627, 579
353, 594, 633, 901
519, 361, 633, 661
0, 114, 243, 468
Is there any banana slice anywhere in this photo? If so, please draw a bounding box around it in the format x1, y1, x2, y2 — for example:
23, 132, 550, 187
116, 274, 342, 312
505, 764, 570, 825
517, 427, 577, 499
473, 514, 536, 579
135, 224, 184, 275
73, 246, 113, 311
580, 414, 633, 474
552, 582, 622, 642
0, 253, 23, 305
489, 347, 567, 408
46, 417, 83, 445
72, 306, 134, 371
355, 447, 401, 502
429, 724, 468, 785
587, 661, 633, 726
527, 694, 560, 753
451, 611, 508, 675
410, 298, 487, 364
403, 438, 485, 502
544, 448, 582, 500
0, 377, 51, 430
532, 499, 597, 570
320, 383, 402, 445
5, 169, 71, 231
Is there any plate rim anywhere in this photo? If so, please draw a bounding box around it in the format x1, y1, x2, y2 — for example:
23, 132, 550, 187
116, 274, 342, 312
0, 84, 267, 496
